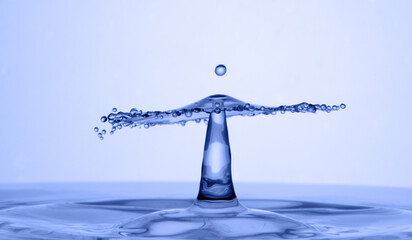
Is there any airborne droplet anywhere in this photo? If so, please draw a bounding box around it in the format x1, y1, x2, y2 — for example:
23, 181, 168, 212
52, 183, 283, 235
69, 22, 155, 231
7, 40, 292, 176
215, 64, 227, 76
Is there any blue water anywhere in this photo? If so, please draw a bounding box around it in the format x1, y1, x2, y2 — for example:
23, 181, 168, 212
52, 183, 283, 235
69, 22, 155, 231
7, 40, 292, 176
87, 94, 352, 238
95, 94, 345, 139
1, 183, 412, 239
215, 64, 227, 76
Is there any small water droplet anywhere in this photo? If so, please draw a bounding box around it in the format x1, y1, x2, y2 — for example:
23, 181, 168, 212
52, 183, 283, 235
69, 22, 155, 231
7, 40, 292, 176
98, 133, 102, 137
214, 108, 221, 114
215, 64, 227, 76
144, 124, 149, 129
215, 102, 221, 107
180, 121, 186, 126
102, 130, 106, 135
110, 131, 114, 135
185, 110, 192, 118
117, 125, 122, 130
100, 116, 107, 122
94, 127, 99, 132
112, 108, 117, 113
340, 103, 346, 109
130, 108, 139, 115
195, 119, 201, 123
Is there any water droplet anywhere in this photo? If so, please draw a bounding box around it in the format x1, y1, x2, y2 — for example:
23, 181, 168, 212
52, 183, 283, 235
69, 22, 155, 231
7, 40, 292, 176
102, 130, 106, 135
94, 127, 99, 132
215, 102, 221, 107
117, 125, 122, 130
214, 108, 221, 114
271, 111, 277, 115
332, 105, 338, 111
110, 131, 114, 135
130, 108, 139, 115
215, 64, 227, 76
340, 103, 346, 109
112, 108, 117, 113
180, 121, 186, 126
100, 116, 107, 122
185, 110, 192, 118
144, 124, 149, 129
195, 119, 201, 123
98, 133, 102, 138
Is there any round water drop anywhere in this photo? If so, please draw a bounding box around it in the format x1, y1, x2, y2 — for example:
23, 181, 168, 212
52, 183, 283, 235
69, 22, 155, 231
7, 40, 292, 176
100, 116, 107, 122
184, 110, 192, 118
102, 130, 106, 135
98, 133, 102, 138
144, 124, 149, 129
112, 108, 117, 113
94, 127, 99, 132
340, 103, 346, 109
215, 64, 227, 76
117, 125, 122, 130
195, 119, 201, 123
130, 108, 139, 115
110, 131, 114, 135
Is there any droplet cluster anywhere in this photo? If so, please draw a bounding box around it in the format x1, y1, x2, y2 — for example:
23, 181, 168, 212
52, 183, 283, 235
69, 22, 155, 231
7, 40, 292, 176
94, 95, 346, 140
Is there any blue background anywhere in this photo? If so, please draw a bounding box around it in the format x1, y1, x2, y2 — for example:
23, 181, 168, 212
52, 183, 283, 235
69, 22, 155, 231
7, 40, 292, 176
1, 0, 411, 187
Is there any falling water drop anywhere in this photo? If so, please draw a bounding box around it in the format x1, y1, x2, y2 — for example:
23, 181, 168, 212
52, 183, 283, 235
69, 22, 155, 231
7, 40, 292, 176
215, 64, 227, 76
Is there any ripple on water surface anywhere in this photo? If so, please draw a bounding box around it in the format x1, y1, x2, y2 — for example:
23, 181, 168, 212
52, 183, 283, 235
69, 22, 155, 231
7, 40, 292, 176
1, 185, 412, 240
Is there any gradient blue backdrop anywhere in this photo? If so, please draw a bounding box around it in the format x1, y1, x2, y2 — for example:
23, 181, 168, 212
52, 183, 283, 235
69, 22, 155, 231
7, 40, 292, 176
1, 0, 411, 187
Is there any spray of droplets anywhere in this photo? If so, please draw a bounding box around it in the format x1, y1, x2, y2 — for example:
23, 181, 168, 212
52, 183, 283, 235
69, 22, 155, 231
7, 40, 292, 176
94, 94, 346, 140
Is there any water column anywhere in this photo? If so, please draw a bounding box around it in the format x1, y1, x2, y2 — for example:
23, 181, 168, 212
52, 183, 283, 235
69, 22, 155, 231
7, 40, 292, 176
195, 110, 240, 207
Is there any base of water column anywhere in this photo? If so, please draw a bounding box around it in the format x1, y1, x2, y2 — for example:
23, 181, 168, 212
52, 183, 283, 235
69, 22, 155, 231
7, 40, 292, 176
118, 200, 320, 239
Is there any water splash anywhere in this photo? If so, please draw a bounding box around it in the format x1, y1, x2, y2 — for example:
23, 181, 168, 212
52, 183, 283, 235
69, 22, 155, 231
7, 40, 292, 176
93, 94, 346, 238
95, 94, 345, 138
